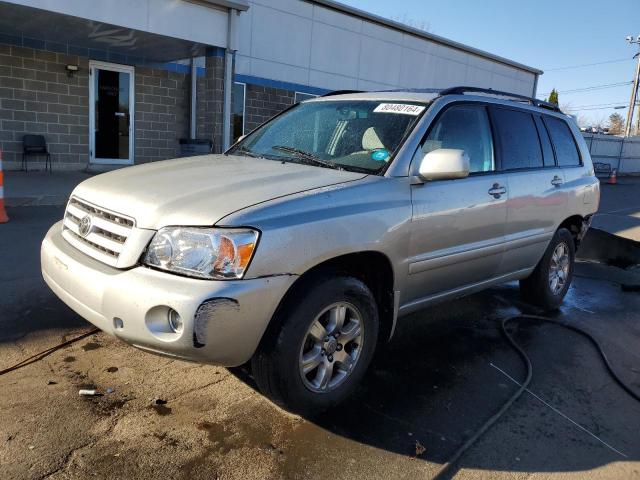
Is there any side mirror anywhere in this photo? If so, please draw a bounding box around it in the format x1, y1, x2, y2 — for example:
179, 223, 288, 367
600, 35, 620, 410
418, 148, 470, 181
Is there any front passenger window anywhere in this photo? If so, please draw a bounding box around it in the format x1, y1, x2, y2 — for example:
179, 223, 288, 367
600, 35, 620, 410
422, 105, 494, 173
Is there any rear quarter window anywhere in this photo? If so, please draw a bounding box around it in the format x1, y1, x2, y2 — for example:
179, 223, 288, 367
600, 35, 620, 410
544, 116, 582, 167
490, 107, 543, 170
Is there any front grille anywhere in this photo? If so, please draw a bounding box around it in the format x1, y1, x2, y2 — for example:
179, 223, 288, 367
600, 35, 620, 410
62, 196, 135, 267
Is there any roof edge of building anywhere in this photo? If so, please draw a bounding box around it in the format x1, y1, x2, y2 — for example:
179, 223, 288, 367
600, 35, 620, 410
189, 0, 250, 12
308, 0, 543, 76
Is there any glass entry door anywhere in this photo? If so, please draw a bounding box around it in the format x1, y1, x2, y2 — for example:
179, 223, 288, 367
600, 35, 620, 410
89, 61, 134, 165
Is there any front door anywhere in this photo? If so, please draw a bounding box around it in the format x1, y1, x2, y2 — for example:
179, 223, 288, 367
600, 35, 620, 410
404, 103, 508, 308
89, 61, 134, 165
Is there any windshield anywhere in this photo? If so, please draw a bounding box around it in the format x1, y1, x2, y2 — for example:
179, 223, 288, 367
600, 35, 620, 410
227, 100, 426, 174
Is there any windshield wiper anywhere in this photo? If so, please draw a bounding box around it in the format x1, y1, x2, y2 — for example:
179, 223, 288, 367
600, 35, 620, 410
230, 145, 263, 158
271, 145, 341, 169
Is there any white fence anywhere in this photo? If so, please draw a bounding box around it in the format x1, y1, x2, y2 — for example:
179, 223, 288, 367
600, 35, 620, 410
583, 134, 640, 174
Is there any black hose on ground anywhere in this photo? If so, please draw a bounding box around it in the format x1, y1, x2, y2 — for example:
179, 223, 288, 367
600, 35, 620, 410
0, 328, 99, 376
433, 314, 640, 479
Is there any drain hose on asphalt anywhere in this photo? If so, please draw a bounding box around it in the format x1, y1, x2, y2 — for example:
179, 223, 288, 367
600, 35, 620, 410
0, 328, 100, 376
433, 314, 640, 480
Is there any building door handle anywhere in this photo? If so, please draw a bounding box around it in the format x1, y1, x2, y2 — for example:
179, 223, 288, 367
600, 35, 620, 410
551, 176, 563, 187
488, 183, 507, 199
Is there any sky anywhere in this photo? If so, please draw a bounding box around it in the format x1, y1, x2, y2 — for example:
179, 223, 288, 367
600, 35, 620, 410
340, 0, 640, 127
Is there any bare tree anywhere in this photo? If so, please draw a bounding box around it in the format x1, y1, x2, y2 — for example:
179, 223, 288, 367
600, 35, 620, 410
592, 113, 608, 130
608, 113, 625, 135
561, 102, 589, 129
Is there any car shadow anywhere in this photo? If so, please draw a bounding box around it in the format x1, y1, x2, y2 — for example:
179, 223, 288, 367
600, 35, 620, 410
231, 279, 640, 477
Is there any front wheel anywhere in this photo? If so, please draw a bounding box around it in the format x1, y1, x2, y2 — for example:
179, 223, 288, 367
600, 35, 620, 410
251, 274, 379, 416
520, 228, 575, 310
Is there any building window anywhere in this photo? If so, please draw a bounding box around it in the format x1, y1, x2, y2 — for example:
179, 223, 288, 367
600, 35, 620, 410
232, 82, 246, 142
295, 92, 317, 103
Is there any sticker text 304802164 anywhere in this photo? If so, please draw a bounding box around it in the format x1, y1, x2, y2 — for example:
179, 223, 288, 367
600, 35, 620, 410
373, 103, 426, 116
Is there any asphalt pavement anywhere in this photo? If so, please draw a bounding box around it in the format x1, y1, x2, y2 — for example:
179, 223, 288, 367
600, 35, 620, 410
593, 177, 640, 242
1, 205, 639, 480
3, 171, 93, 208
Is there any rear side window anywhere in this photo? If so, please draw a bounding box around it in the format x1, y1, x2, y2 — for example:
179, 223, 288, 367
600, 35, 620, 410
534, 116, 556, 167
544, 116, 581, 166
422, 104, 494, 173
490, 107, 543, 170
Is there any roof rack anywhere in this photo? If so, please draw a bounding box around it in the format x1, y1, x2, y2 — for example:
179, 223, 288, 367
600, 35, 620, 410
439, 86, 561, 112
321, 90, 364, 97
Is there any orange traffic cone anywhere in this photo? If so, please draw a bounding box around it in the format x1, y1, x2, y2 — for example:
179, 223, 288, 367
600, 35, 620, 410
0, 148, 8, 223
607, 168, 618, 185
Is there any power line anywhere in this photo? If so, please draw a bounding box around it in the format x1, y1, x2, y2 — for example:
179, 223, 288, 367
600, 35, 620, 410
568, 101, 629, 108
539, 81, 633, 97
545, 58, 633, 72
568, 105, 630, 112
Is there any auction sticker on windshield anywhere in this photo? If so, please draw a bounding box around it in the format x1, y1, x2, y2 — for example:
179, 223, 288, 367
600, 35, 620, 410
373, 103, 425, 115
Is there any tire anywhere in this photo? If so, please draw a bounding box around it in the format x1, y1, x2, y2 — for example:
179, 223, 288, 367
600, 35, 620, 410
520, 228, 575, 310
251, 274, 379, 416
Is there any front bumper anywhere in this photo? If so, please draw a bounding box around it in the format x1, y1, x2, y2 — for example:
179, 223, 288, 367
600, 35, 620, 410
41, 221, 297, 366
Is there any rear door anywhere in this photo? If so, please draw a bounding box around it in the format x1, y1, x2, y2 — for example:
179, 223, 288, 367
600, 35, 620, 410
405, 103, 508, 306
543, 116, 596, 210
489, 106, 568, 275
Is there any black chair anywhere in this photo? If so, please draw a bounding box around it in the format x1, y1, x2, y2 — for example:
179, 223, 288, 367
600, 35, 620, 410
22, 135, 51, 173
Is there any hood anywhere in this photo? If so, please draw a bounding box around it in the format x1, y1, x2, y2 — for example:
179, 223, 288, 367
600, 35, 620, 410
72, 155, 367, 229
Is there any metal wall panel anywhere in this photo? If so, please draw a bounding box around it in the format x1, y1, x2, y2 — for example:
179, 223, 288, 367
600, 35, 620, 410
237, 0, 538, 95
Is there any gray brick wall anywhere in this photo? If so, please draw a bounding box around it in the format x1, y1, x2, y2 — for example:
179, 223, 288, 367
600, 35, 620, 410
197, 55, 225, 153
0, 43, 294, 168
0, 44, 89, 169
0, 42, 195, 169
134, 68, 190, 164
244, 84, 295, 132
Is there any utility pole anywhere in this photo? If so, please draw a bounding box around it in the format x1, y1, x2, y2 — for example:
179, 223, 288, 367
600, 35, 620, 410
624, 35, 640, 137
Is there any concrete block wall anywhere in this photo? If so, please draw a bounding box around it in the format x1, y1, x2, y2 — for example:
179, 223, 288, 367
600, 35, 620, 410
0, 42, 199, 169
244, 84, 295, 132
0, 42, 302, 167
197, 55, 225, 153
0, 43, 90, 169
134, 68, 190, 163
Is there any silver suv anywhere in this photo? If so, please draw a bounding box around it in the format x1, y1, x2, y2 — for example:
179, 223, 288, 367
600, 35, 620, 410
41, 87, 600, 414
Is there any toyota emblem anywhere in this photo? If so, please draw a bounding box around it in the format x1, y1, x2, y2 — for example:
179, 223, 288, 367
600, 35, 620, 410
79, 215, 93, 237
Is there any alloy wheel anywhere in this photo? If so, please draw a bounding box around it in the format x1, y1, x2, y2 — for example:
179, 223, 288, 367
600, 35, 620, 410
299, 302, 364, 393
549, 241, 570, 295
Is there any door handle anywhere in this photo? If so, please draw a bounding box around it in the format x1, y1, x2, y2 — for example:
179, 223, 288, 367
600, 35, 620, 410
551, 175, 563, 187
488, 183, 507, 199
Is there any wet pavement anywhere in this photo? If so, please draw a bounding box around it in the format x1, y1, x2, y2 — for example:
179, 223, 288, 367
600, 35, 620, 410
1, 206, 640, 479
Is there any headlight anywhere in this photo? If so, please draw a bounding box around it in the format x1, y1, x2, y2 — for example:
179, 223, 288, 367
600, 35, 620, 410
143, 227, 259, 280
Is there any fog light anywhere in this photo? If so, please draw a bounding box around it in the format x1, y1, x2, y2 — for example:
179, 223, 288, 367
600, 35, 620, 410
113, 317, 124, 330
167, 309, 183, 334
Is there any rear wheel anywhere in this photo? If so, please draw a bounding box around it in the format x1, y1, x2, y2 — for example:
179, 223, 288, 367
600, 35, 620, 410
520, 228, 575, 310
251, 274, 379, 416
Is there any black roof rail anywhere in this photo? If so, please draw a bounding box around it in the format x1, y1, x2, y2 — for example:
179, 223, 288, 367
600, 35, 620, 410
439, 86, 561, 112
321, 89, 364, 97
